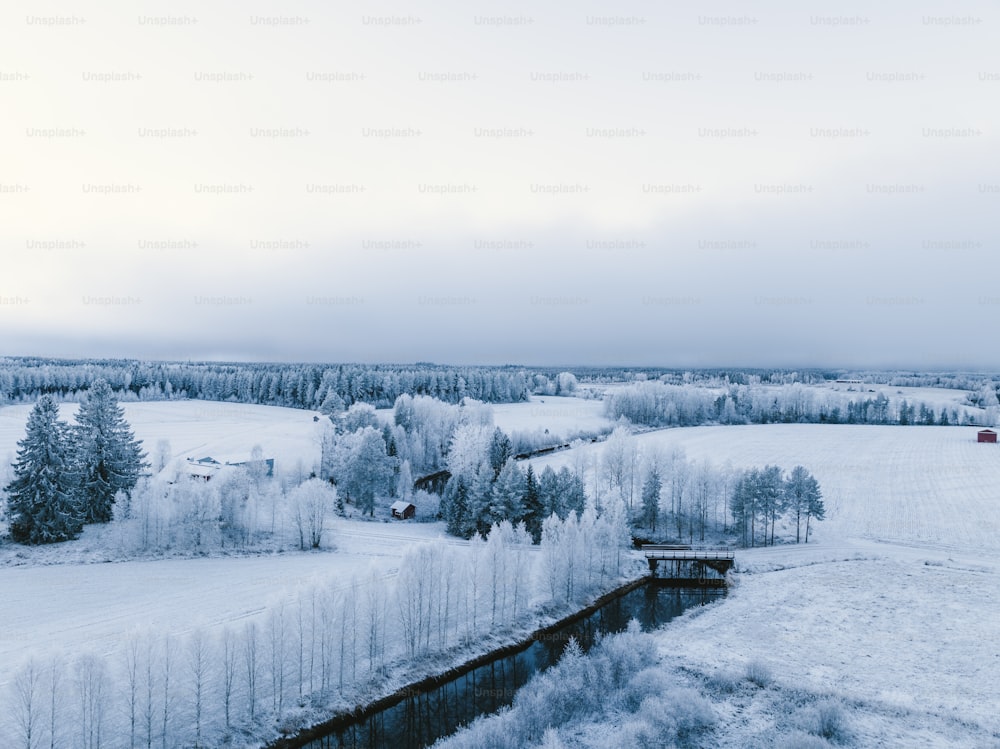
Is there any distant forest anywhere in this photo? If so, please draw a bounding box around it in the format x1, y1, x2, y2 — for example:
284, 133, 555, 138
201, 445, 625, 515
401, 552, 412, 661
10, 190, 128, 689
0, 357, 996, 413
0, 358, 536, 408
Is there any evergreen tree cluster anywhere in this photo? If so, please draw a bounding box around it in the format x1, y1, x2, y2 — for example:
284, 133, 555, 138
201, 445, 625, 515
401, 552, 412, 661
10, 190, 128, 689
3, 381, 148, 544
441, 449, 586, 542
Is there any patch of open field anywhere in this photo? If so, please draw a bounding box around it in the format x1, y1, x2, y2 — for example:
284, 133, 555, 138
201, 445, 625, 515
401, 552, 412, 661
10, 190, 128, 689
0, 519, 451, 689
0, 400, 326, 477
532, 424, 1000, 551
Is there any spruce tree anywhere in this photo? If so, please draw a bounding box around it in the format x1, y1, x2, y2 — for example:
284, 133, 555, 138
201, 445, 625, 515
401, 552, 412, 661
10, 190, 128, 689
488, 427, 513, 479
490, 460, 526, 527
521, 465, 544, 543
641, 466, 662, 533
73, 379, 148, 523
4, 396, 84, 544
538, 465, 560, 518
468, 463, 496, 538
443, 474, 470, 537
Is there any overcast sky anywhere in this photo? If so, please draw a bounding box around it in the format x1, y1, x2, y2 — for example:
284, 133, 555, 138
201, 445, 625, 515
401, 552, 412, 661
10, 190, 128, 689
1, 1, 997, 368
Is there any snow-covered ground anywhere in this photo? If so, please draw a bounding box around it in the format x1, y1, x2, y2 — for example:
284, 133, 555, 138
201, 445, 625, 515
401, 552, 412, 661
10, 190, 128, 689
3, 400, 1000, 745
524, 424, 1000, 746
0, 520, 451, 689
653, 541, 1000, 746
531, 423, 1000, 551
0, 400, 326, 478
490, 396, 611, 438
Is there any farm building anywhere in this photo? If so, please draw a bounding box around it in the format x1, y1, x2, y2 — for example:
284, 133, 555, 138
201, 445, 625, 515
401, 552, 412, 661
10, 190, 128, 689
391, 500, 416, 520
977, 429, 997, 443
181, 457, 228, 481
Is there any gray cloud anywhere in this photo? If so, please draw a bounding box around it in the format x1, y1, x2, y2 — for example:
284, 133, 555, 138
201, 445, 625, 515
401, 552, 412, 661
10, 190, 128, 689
1, 0, 997, 367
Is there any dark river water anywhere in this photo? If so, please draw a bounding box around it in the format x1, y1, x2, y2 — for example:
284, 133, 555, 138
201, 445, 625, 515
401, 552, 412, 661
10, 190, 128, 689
297, 582, 724, 749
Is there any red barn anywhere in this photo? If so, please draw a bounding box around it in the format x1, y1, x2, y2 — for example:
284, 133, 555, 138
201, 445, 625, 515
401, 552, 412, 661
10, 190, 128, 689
978, 429, 997, 443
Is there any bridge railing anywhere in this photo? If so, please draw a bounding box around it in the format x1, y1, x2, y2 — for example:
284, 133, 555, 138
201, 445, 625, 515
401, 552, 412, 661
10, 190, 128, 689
641, 545, 735, 561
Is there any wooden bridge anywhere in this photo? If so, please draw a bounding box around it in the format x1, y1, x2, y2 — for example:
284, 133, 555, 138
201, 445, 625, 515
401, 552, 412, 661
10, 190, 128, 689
642, 545, 735, 586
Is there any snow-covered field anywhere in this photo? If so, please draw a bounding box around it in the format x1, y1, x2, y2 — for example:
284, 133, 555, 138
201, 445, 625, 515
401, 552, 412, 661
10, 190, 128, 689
0, 400, 326, 477
0, 520, 452, 686
655, 543, 1000, 747
490, 396, 611, 438
531, 423, 1000, 551
525, 423, 1000, 746
3, 399, 1000, 746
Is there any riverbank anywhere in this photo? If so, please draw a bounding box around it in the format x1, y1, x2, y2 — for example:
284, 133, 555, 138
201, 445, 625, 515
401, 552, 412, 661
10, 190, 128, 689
268, 573, 662, 748
457, 539, 1000, 748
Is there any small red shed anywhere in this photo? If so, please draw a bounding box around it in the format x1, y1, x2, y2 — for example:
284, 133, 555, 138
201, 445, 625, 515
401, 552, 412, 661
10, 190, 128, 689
978, 429, 997, 443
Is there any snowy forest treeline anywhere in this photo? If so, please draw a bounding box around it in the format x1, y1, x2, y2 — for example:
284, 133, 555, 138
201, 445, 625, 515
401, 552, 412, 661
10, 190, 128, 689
604, 381, 994, 428
5, 357, 998, 415
0, 358, 553, 408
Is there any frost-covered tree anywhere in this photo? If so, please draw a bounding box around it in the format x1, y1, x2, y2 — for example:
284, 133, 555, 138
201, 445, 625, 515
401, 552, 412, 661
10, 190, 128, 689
337, 402, 380, 433
330, 427, 397, 515
4, 396, 84, 544
73, 379, 148, 523
488, 427, 513, 479
601, 426, 631, 503
557, 466, 587, 519
11, 659, 42, 749
521, 465, 544, 542
731, 465, 784, 547
441, 474, 471, 537
490, 460, 525, 526
447, 423, 493, 481
537, 466, 560, 519
289, 478, 336, 549
760, 465, 786, 546
784, 465, 821, 544
554, 371, 578, 395
640, 465, 661, 532
318, 390, 346, 417
152, 439, 171, 474
467, 463, 496, 537
803, 475, 825, 543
